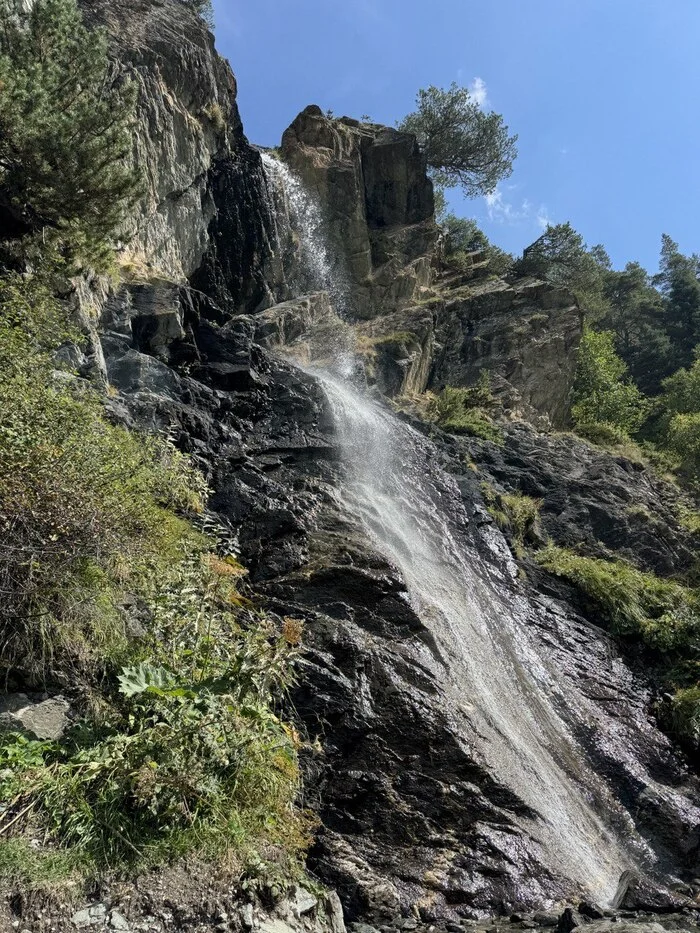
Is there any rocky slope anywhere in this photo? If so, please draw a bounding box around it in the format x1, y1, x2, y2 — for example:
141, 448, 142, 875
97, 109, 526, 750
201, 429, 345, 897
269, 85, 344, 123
6, 1, 700, 930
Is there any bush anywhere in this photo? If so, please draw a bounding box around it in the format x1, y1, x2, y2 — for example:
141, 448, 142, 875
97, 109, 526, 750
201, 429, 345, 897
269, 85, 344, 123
0, 275, 207, 682
430, 378, 503, 443
535, 545, 699, 651
0, 557, 308, 873
0, 272, 310, 885
667, 686, 700, 751
654, 356, 700, 481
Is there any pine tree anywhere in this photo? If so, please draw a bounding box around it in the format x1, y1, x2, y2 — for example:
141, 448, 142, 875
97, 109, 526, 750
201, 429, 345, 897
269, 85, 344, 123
398, 83, 518, 198
0, 0, 142, 270
515, 222, 610, 317
654, 234, 700, 370
599, 261, 672, 394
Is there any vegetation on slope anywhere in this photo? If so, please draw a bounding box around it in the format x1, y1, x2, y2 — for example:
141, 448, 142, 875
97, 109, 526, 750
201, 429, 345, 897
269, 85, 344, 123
0, 0, 309, 897
535, 547, 700, 750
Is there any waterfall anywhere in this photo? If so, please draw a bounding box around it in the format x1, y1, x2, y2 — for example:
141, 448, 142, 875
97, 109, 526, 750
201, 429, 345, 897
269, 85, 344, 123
316, 370, 640, 905
261, 152, 349, 317
259, 155, 690, 906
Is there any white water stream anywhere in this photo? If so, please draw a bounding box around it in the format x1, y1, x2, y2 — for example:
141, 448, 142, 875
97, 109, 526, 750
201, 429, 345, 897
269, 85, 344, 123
260, 152, 650, 904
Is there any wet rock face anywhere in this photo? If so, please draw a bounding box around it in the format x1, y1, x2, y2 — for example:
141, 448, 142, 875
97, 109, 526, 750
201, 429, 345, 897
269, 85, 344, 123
97, 283, 700, 921
281, 106, 437, 317
459, 422, 697, 579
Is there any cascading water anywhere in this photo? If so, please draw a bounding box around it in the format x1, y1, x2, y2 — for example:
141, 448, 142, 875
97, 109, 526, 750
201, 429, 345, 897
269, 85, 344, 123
261, 152, 349, 316
260, 154, 695, 905
316, 370, 638, 905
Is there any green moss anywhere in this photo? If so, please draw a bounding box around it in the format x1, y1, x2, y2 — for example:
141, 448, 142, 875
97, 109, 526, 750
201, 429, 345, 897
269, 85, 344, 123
676, 504, 700, 536
667, 686, 700, 749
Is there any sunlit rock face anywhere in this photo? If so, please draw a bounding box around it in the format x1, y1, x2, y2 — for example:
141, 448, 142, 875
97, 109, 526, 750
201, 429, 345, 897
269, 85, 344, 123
79, 0, 287, 312
281, 105, 437, 318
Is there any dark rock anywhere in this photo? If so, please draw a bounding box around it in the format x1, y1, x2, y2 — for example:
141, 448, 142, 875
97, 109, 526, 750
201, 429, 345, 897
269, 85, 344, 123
556, 907, 580, 932
612, 872, 690, 914
578, 902, 605, 920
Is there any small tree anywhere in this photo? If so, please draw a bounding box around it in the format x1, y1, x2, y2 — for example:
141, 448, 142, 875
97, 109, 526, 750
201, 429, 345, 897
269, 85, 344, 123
654, 234, 700, 371
441, 213, 513, 276
657, 355, 700, 479
187, 0, 215, 29
0, 0, 141, 269
515, 222, 610, 317
572, 329, 648, 437
599, 261, 672, 394
398, 83, 518, 197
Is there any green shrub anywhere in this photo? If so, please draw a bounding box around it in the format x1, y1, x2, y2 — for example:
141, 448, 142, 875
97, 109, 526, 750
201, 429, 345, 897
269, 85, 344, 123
535, 545, 699, 651
481, 484, 542, 547
0, 275, 207, 682
430, 377, 503, 443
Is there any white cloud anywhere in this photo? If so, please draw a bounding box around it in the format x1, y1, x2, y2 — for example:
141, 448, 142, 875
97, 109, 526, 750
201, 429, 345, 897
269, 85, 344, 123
469, 76, 488, 108
484, 184, 552, 232
484, 184, 529, 223
536, 208, 552, 231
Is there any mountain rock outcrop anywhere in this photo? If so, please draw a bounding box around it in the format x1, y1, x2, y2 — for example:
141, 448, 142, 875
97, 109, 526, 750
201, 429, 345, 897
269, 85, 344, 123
281, 105, 437, 317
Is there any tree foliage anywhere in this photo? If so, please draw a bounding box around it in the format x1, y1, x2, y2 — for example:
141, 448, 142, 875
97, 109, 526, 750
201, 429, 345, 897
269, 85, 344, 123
186, 0, 214, 29
514, 222, 610, 317
571, 329, 648, 437
653, 234, 700, 371
440, 212, 514, 276
0, 0, 141, 269
656, 354, 700, 481
398, 83, 518, 197
598, 261, 671, 394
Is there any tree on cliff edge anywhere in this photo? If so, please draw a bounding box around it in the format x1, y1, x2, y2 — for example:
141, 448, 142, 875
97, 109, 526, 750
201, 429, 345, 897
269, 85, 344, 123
398, 83, 518, 197
0, 0, 141, 269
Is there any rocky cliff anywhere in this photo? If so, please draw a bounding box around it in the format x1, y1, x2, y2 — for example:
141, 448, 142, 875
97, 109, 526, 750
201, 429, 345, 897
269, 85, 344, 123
10, 2, 700, 931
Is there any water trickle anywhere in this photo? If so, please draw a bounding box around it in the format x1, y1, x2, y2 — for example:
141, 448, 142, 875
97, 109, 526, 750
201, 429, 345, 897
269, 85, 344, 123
261, 152, 349, 316
258, 155, 680, 905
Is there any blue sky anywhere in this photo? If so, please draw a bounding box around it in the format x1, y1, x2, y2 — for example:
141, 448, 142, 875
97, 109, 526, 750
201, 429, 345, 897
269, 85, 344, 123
212, 0, 700, 272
